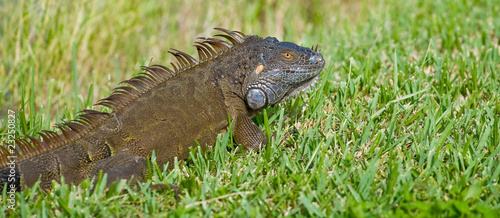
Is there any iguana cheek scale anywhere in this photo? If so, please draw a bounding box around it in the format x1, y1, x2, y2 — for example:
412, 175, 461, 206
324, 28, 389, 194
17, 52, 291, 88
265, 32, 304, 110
0, 28, 325, 190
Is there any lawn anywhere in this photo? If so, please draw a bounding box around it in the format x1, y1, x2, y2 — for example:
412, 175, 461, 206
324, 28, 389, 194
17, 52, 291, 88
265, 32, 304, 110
1, 0, 499, 216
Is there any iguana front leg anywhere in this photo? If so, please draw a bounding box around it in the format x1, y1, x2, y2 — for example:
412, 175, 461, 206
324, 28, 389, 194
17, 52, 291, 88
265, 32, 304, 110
233, 111, 268, 150
220, 79, 268, 150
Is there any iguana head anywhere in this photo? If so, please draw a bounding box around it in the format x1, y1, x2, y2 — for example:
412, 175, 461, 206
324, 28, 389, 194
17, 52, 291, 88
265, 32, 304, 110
244, 36, 325, 111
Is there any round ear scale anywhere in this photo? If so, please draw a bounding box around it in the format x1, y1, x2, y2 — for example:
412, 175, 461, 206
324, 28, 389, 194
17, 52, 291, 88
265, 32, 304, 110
246, 88, 267, 110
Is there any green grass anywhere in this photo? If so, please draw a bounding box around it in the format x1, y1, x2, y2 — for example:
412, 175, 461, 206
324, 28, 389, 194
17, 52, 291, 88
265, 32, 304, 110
1, 0, 500, 216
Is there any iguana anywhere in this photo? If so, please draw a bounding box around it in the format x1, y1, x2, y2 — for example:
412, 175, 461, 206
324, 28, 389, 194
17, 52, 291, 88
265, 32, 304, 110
0, 28, 325, 190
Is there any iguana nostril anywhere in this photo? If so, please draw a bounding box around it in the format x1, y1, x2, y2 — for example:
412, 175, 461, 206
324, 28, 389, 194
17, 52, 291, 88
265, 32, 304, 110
316, 55, 323, 64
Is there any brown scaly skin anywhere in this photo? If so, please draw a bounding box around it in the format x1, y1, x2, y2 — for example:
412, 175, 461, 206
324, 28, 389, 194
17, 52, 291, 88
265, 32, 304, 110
0, 28, 325, 190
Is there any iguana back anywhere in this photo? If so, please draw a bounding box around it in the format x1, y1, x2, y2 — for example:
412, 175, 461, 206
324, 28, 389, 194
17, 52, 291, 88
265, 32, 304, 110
0, 28, 325, 190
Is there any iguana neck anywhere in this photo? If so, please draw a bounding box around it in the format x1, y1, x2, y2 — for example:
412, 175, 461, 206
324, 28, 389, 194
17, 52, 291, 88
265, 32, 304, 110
210, 38, 263, 111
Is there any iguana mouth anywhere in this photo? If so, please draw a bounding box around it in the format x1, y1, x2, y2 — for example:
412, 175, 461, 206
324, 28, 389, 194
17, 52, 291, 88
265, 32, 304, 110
285, 65, 324, 73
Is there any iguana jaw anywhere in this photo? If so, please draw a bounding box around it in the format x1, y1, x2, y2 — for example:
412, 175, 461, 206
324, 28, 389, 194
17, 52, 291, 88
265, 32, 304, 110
281, 70, 322, 102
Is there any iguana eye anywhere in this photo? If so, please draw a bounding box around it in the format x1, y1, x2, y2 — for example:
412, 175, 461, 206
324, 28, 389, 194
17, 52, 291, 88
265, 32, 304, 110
283, 52, 293, 59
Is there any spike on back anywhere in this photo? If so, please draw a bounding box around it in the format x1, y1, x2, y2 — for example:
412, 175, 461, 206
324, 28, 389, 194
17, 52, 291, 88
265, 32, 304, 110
0, 28, 249, 167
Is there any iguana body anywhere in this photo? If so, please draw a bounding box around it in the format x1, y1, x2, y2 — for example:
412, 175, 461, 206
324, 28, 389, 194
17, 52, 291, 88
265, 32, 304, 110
0, 28, 325, 190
